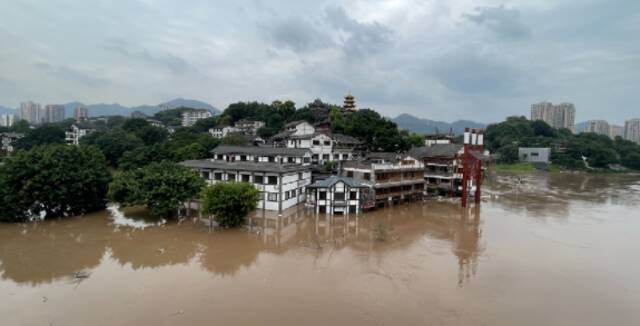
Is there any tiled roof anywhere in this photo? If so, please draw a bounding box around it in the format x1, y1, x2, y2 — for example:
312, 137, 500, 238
181, 160, 310, 173
211, 145, 310, 156
307, 175, 372, 189
408, 144, 463, 159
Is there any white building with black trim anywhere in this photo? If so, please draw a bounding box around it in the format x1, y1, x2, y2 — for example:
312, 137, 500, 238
306, 176, 373, 215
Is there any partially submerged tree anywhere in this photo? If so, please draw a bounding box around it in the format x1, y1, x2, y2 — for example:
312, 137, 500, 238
201, 182, 259, 228
108, 161, 205, 218
0, 144, 111, 222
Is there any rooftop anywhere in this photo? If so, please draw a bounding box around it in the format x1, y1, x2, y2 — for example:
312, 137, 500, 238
307, 175, 372, 189
211, 145, 310, 156
181, 159, 310, 173
409, 144, 463, 159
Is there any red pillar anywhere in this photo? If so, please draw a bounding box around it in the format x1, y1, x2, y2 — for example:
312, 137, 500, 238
474, 159, 482, 204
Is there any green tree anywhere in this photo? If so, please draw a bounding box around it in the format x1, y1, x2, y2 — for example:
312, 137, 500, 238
14, 124, 66, 150
153, 107, 193, 126
174, 143, 209, 161
108, 161, 205, 218
201, 182, 259, 228
81, 129, 144, 167
118, 144, 172, 170
0, 145, 111, 222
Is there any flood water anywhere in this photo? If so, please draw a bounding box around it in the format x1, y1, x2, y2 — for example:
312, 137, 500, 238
1, 172, 639, 326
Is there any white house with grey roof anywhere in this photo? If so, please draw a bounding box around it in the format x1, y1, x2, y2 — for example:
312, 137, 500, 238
306, 176, 373, 214
182, 146, 313, 211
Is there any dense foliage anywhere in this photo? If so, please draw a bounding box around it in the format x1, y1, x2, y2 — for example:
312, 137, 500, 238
201, 182, 259, 228
13, 124, 66, 150
331, 109, 410, 152
485, 116, 640, 170
108, 161, 205, 217
0, 145, 111, 222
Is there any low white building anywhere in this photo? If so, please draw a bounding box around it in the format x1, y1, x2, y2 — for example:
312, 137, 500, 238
1, 132, 24, 156
285, 132, 361, 165
235, 119, 265, 136
181, 110, 213, 127
182, 147, 313, 212
65, 124, 96, 145
209, 125, 241, 139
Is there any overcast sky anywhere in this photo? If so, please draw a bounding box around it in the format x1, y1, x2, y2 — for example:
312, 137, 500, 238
1, 0, 638, 123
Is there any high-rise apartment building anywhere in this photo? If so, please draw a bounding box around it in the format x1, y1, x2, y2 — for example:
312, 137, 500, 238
609, 125, 623, 139
531, 101, 576, 131
74, 106, 89, 122
0, 114, 15, 127
43, 105, 65, 123
625, 119, 640, 144
19, 101, 41, 124
585, 120, 610, 137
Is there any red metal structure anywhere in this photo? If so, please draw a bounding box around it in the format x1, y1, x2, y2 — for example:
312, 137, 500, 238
460, 128, 485, 208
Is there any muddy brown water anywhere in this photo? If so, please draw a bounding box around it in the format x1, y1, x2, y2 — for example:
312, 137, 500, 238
1, 172, 639, 326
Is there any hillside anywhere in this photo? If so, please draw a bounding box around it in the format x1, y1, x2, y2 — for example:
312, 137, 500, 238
392, 114, 486, 135
0, 99, 219, 119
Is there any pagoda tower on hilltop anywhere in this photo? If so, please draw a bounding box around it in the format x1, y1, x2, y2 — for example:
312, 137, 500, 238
343, 92, 356, 111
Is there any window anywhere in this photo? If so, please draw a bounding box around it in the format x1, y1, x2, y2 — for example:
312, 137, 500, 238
334, 154, 340, 160
324, 140, 331, 146
216, 154, 223, 160
334, 192, 345, 200
227, 174, 236, 181
349, 205, 356, 213
322, 154, 329, 160
258, 192, 265, 200
298, 172, 304, 180
268, 193, 278, 202
288, 157, 295, 163
364, 173, 370, 181
313, 140, 320, 145
347, 171, 354, 178
241, 174, 250, 182
268, 156, 275, 162
350, 191, 357, 200
202, 171, 210, 179
319, 191, 327, 200
214, 172, 223, 180
303, 157, 310, 163
267, 176, 278, 185
254, 175, 264, 184
240, 155, 247, 161
312, 154, 319, 161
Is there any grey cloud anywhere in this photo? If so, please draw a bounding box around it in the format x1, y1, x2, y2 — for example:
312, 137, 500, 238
464, 5, 531, 40
104, 38, 190, 74
267, 18, 334, 52
431, 47, 526, 95
325, 6, 393, 57
34, 63, 109, 88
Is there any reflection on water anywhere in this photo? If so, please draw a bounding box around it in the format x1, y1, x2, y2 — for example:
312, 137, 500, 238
1, 172, 639, 326
0, 202, 482, 286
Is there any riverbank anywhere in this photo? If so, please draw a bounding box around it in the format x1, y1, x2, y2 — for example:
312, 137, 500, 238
491, 162, 639, 175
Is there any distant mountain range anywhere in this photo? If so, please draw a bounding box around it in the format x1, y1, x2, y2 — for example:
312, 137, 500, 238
392, 114, 486, 135
0, 98, 219, 118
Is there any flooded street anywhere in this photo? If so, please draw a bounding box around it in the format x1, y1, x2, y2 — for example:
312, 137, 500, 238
1, 172, 639, 326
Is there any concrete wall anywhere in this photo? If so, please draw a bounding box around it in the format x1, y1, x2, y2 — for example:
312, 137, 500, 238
518, 147, 551, 163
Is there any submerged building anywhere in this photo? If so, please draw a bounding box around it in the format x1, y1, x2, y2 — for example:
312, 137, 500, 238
340, 152, 425, 207
306, 176, 373, 215
182, 146, 313, 212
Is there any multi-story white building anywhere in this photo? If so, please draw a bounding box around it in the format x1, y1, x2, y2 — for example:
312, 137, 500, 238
235, 119, 265, 136
19, 101, 41, 124
182, 146, 313, 212
0, 132, 24, 156
585, 120, 610, 137
43, 104, 65, 123
0, 114, 15, 127
181, 109, 213, 127
209, 125, 241, 139
306, 176, 373, 214
531, 101, 576, 131
65, 124, 96, 145
625, 119, 640, 144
